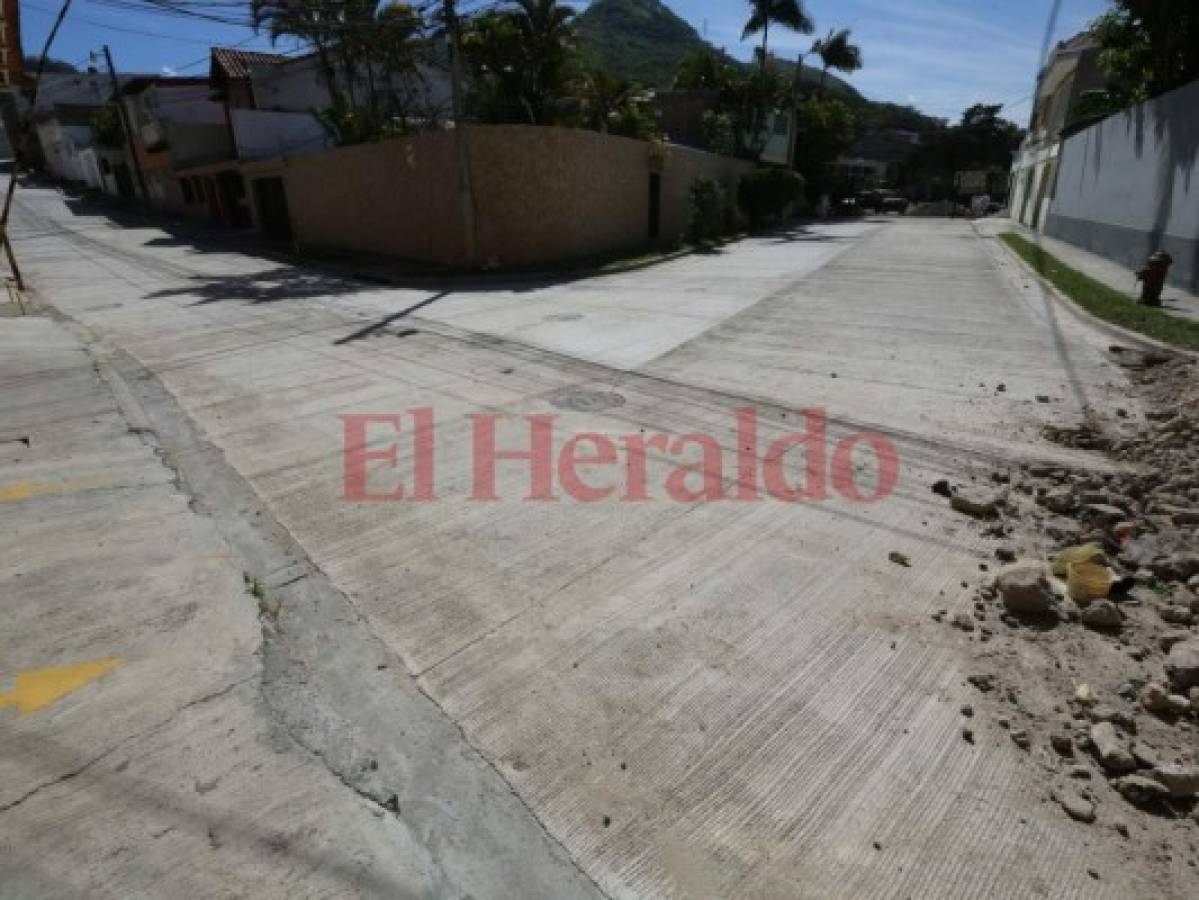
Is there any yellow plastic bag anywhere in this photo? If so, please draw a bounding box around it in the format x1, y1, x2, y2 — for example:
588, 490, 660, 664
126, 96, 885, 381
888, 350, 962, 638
1067, 560, 1114, 603
1052, 543, 1107, 578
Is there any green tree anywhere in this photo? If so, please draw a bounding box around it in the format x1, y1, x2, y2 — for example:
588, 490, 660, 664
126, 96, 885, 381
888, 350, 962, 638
701, 110, 736, 156
687, 177, 727, 242
899, 103, 1023, 199
607, 99, 659, 140
333, 0, 425, 112
672, 48, 791, 160
792, 94, 855, 195
811, 28, 862, 90
463, 0, 579, 125
279, 1, 428, 144
251, 0, 346, 108
741, 0, 814, 72
575, 69, 633, 132
1091, 0, 1199, 101
368, 3, 429, 119
673, 47, 735, 91
733, 66, 790, 159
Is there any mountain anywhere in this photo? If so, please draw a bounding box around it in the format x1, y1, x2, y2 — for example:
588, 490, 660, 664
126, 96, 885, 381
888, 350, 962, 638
573, 0, 946, 138
775, 57, 858, 98
574, 0, 858, 94
575, 0, 708, 88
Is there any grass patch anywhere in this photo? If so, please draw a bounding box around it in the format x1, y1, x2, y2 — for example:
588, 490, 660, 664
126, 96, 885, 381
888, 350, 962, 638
999, 232, 1199, 351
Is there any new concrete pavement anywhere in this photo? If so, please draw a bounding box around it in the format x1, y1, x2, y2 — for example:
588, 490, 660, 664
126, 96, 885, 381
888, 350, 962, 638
0, 313, 597, 898
2, 185, 1162, 898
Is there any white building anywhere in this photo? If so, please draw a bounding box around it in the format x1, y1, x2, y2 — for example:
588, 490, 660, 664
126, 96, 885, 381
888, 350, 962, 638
29, 72, 118, 186
1008, 32, 1106, 230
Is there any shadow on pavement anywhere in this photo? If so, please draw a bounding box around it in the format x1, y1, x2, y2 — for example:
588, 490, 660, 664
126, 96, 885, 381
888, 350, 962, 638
144, 267, 380, 305
332, 291, 452, 345
0, 722, 420, 897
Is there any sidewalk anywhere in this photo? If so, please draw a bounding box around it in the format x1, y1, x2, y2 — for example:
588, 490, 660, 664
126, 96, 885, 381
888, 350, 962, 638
980, 217, 1199, 321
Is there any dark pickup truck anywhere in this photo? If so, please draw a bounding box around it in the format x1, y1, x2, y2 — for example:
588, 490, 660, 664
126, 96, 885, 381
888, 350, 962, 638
857, 191, 909, 215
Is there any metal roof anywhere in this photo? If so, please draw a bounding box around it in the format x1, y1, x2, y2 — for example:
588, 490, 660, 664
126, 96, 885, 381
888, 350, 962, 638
210, 47, 288, 82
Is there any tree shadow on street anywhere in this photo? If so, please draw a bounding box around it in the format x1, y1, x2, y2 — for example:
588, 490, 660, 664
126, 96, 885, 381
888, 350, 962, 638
332, 291, 451, 344
144, 266, 384, 306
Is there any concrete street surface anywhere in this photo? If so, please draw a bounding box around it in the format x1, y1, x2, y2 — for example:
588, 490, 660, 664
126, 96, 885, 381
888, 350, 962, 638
2, 184, 1165, 898
0, 315, 595, 898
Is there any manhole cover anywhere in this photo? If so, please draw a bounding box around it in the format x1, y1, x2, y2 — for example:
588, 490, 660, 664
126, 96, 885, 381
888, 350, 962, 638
548, 389, 626, 412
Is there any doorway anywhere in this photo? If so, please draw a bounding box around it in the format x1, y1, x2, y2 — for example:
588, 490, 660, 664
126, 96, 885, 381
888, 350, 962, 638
216, 171, 252, 228
252, 177, 293, 242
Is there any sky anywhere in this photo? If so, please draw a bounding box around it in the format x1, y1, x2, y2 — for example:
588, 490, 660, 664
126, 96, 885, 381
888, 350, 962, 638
20, 0, 1112, 123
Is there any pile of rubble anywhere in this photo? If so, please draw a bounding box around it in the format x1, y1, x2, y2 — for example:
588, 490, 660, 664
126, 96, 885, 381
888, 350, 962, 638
937, 350, 1199, 862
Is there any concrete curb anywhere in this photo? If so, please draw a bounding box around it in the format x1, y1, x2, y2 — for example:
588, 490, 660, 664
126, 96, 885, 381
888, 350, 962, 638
983, 226, 1199, 361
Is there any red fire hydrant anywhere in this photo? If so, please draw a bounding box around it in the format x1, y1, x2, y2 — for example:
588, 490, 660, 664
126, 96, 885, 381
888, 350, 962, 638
1136, 251, 1173, 305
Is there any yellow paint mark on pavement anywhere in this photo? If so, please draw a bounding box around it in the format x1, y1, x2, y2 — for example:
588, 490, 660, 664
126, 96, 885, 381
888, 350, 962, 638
0, 477, 100, 503
0, 658, 122, 715
0, 480, 69, 502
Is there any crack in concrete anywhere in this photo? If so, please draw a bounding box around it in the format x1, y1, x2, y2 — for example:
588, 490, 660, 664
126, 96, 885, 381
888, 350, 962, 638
55, 313, 608, 900
0, 675, 254, 815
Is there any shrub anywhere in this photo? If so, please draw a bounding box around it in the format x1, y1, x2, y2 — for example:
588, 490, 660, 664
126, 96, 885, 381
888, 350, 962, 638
737, 167, 804, 225
91, 105, 126, 149
608, 101, 660, 141
700, 110, 736, 157
688, 177, 726, 243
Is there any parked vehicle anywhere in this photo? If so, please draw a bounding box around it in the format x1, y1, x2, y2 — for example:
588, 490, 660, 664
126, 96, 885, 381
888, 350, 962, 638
856, 190, 909, 215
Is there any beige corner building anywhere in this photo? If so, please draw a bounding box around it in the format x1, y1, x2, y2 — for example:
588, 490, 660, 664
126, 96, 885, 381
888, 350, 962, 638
1008, 32, 1104, 230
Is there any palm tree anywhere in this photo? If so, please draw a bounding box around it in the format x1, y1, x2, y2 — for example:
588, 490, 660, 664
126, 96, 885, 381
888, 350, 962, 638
351, 2, 425, 113
251, 0, 344, 106
512, 0, 577, 123
811, 27, 862, 89
464, 0, 577, 125
741, 0, 814, 71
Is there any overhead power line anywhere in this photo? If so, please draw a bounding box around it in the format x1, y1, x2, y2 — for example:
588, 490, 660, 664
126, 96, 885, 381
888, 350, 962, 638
23, 0, 238, 43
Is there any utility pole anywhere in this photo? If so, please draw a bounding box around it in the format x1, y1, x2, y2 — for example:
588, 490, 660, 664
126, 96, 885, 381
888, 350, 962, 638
444, 0, 477, 268
99, 45, 149, 202
0, 0, 78, 292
